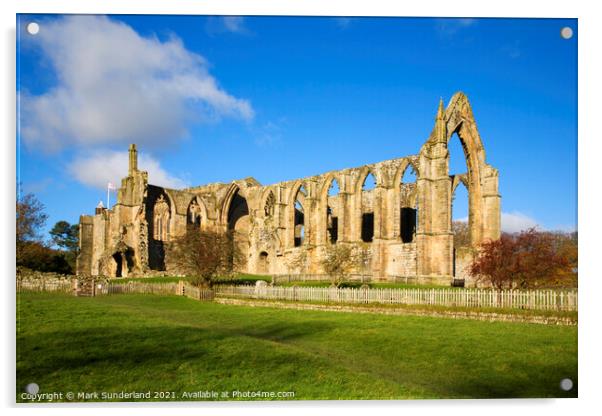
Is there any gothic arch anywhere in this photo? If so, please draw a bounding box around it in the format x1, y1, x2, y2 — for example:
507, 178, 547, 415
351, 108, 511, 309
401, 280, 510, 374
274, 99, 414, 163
261, 187, 277, 218
288, 181, 308, 247
393, 157, 420, 185
444, 92, 491, 245
220, 183, 241, 227
354, 166, 382, 194
319, 173, 343, 245
451, 174, 469, 194
152, 192, 173, 242
354, 167, 380, 242
416, 92, 500, 279
187, 195, 208, 229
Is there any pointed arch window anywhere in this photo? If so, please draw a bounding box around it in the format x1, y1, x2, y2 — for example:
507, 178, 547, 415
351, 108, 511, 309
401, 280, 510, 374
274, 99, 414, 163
326, 178, 340, 244
153, 194, 170, 241
264, 191, 276, 217
360, 172, 377, 242
293, 185, 306, 247
400, 164, 417, 243
187, 198, 202, 228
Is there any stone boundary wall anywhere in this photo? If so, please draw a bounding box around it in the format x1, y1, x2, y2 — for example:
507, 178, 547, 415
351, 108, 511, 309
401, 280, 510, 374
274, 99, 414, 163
215, 298, 577, 326
16, 268, 75, 281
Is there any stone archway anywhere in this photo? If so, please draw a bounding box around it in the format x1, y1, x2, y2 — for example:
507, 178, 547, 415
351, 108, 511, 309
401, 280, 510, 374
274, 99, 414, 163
416, 93, 500, 280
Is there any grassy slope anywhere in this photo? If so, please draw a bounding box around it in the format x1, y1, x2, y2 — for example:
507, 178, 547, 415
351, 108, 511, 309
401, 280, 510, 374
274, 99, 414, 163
16, 292, 577, 401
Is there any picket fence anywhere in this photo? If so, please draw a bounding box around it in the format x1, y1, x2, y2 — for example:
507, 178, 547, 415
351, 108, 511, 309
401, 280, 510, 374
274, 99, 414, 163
18, 278, 578, 312
214, 285, 578, 311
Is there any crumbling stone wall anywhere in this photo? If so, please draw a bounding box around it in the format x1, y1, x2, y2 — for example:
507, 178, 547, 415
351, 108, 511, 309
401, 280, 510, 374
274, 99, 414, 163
78, 92, 501, 285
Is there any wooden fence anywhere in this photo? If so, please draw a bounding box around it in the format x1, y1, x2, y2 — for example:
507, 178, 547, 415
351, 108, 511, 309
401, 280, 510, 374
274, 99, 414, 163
18, 278, 578, 311
214, 285, 578, 311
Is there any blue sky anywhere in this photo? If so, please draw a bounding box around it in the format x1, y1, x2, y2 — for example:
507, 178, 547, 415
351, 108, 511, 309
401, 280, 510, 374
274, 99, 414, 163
16, 15, 577, 239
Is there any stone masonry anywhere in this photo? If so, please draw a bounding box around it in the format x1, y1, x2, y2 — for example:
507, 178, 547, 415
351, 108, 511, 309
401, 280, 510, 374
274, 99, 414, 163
77, 92, 501, 285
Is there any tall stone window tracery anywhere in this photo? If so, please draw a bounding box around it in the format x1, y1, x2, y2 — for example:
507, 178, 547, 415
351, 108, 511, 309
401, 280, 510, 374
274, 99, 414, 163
293, 185, 306, 247
326, 178, 340, 244
360, 172, 377, 243
187, 198, 202, 228
264, 191, 275, 217
153, 194, 170, 241
400, 164, 417, 243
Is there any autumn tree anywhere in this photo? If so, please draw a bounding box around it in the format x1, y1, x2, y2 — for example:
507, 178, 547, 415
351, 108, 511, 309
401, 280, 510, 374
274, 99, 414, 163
469, 228, 574, 289
167, 228, 242, 288
16, 192, 48, 264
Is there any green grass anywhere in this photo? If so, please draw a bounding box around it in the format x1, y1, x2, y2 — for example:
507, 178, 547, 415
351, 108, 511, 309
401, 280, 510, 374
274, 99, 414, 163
222, 296, 578, 320
16, 292, 577, 402
277, 281, 454, 289
108, 273, 271, 285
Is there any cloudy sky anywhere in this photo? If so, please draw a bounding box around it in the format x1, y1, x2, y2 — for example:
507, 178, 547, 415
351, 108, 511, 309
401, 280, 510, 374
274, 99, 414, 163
17, 15, 577, 236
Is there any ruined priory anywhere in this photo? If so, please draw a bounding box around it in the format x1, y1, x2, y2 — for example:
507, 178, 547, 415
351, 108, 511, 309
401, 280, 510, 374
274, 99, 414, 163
77, 92, 501, 286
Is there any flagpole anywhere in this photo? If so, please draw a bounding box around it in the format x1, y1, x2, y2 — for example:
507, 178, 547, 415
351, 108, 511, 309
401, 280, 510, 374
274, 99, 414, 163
107, 184, 110, 209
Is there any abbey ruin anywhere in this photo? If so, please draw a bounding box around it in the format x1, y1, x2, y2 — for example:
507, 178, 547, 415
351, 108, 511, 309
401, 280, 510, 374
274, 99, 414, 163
77, 92, 501, 285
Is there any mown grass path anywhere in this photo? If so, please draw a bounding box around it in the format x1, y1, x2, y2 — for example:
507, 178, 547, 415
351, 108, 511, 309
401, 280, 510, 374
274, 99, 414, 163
17, 292, 577, 401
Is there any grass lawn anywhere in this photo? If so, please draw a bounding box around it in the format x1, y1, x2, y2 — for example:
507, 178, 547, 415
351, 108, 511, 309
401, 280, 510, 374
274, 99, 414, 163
16, 292, 577, 402
108, 274, 271, 285
277, 281, 454, 289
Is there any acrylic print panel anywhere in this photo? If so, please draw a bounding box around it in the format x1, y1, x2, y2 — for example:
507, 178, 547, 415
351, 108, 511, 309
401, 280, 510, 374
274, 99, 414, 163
16, 14, 578, 402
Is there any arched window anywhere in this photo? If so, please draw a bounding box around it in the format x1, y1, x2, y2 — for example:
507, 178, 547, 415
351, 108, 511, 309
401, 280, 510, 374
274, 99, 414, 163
400, 164, 417, 243
264, 191, 275, 217
326, 178, 340, 244
449, 131, 470, 243
227, 190, 249, 232
153, 194, 170, 241
187, 198, 202, 228
293, 185, 306, 247
360, 172, 376, 242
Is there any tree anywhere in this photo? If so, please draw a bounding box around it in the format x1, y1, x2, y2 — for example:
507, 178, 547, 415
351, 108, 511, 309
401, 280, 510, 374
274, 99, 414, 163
469, 228, 574, 289
321, 244, 357, 287
167, 228, 242, 287
452, 220, 471, 248
49, 220, 79, 273
16, 192, 48, 265
18, 242, 72, 275
50, 221, 79, 252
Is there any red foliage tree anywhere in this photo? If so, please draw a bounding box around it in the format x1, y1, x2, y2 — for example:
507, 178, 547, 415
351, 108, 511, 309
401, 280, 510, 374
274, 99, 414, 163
469, 228, 574, 289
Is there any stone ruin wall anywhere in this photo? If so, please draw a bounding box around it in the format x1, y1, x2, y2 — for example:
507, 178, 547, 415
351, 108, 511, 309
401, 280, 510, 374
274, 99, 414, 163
77, 92, 501, 286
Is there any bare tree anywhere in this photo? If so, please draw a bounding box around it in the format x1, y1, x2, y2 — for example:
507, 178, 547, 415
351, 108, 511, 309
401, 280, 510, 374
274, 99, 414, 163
287, 250, 307, 274
321, 244, 357, 287
167, 228, 242, 287
452, 220, 471, 248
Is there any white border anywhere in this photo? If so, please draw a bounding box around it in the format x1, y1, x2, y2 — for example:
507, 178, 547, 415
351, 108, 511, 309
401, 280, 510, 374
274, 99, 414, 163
3, 1, 600, 416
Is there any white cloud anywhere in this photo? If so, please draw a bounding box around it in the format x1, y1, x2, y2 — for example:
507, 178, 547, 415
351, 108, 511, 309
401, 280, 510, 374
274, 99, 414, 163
435, 18, 476, 36
456, 211, 539, 233
222, 16, 247, 33
501, 211, 539, 233
21, 15, 254, 152
68, 150, 189, 190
